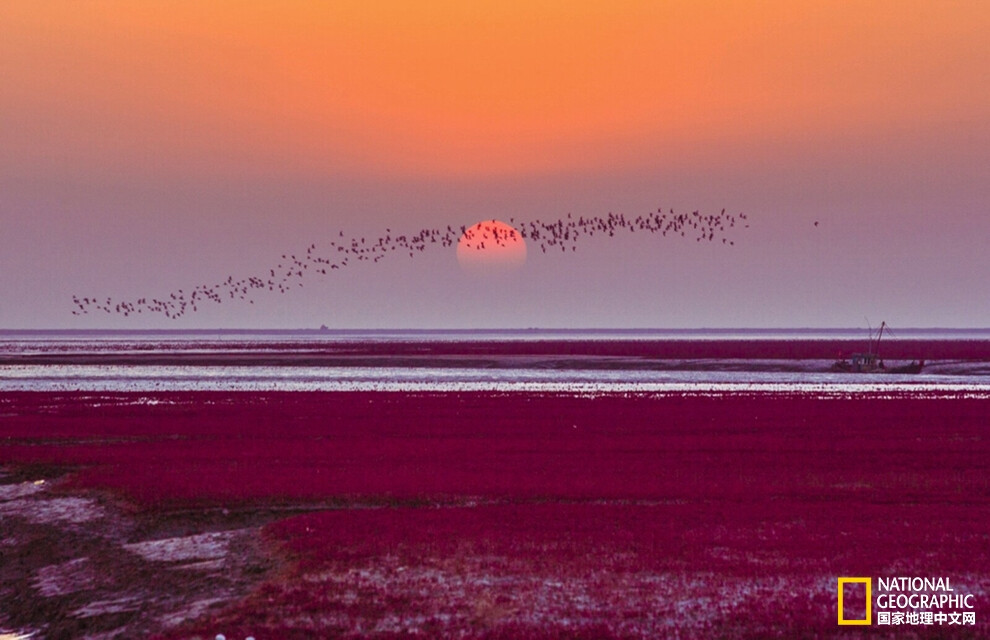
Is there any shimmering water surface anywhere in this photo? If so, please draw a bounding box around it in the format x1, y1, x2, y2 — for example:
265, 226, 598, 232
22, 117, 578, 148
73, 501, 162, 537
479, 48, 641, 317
2, 329, 988, 394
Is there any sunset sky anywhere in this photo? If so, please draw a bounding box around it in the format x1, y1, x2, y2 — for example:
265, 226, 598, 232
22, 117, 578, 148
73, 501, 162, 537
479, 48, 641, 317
2, 1, 988, 328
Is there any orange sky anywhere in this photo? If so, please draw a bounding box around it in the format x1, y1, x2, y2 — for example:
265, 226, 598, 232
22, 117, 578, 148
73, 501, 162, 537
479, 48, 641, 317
4, 1, 988, 178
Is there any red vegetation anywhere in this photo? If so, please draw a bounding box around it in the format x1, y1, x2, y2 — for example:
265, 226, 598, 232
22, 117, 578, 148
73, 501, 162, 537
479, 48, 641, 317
2, 391, 988, 509
323, 337, 990, 361
171, 498, 989, 639
2, 391, 989, 637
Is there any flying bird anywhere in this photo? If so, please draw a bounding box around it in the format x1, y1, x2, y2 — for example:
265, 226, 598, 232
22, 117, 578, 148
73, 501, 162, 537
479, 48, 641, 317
71, 206, 749, 319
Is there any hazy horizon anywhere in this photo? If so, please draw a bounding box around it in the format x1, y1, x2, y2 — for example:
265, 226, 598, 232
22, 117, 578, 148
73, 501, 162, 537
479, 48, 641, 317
3, 326, 988, 335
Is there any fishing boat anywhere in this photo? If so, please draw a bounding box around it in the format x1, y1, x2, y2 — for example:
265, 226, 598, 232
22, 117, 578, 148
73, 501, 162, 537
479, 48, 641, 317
832, 322, 924, 374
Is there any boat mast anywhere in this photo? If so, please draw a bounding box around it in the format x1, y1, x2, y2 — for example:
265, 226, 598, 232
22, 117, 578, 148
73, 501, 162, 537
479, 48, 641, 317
873, 321, 887, 359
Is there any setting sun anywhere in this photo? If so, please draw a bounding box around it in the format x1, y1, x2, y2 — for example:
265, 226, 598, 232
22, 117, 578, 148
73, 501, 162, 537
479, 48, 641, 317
456, 220, 527, 273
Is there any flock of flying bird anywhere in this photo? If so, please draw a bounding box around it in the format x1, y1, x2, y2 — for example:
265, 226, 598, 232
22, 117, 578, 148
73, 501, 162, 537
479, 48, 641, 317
72, 207, 748, 319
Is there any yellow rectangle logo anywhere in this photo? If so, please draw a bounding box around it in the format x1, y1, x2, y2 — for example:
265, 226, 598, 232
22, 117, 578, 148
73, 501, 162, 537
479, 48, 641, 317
838, 577, 872, 625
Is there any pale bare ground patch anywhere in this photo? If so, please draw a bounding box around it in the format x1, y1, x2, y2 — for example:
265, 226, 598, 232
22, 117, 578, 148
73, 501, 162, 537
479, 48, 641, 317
123, 530, 244, 564
0, 469, 280, 640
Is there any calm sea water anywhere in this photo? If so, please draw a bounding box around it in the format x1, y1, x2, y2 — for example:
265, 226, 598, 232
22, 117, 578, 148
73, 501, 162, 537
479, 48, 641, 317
1, 329, 989, 394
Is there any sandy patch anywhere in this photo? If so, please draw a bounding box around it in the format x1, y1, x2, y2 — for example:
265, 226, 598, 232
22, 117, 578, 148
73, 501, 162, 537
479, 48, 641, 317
0, 469, 279, 639
32, 557, 96, 597
123, 530, 243, 563
0, 495, 105, 524
72, 596, 143, 619
0, 482, 45, 502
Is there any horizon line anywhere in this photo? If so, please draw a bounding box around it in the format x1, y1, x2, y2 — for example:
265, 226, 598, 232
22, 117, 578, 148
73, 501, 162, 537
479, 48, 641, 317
2, 327, 989, 335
